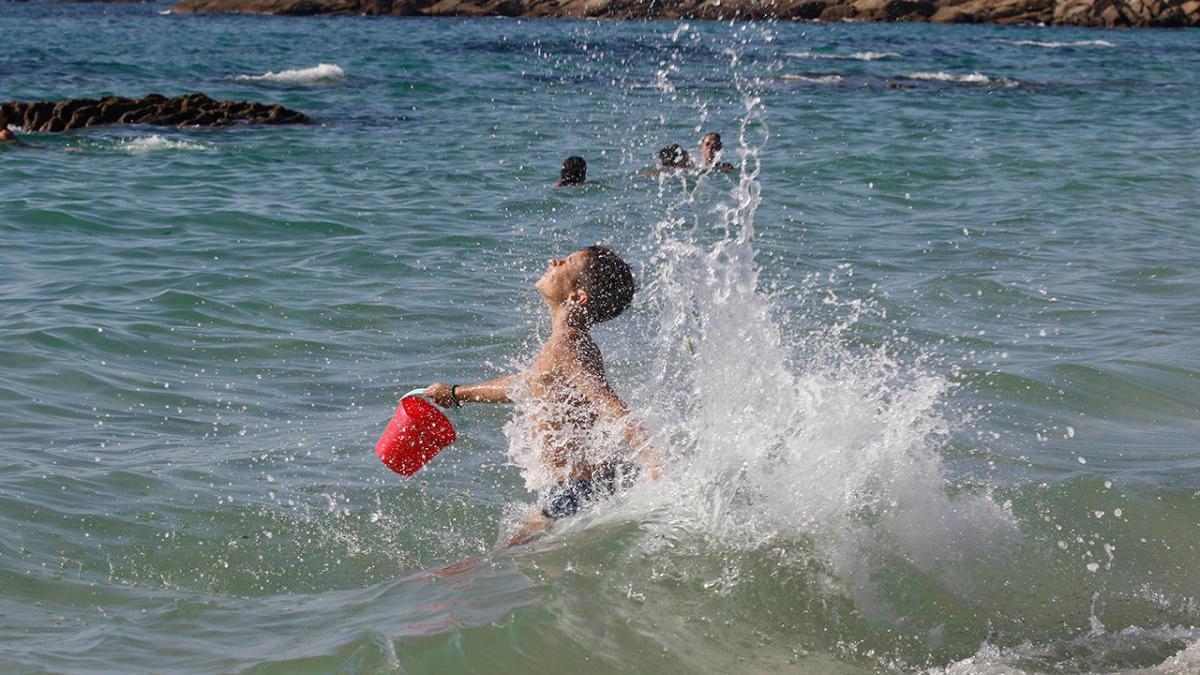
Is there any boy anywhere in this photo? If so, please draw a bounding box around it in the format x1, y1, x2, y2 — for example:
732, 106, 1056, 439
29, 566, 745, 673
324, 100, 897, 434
699, 132, 734, 173
658, 143, 693, 172
424, 246, 658, 546
555, 156, 587, 187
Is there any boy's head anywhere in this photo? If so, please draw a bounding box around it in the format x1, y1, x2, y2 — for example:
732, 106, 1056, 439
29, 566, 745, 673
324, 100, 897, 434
560, 156, 587, 185
700, 132, 722, 165
658, 144, 690, 169
536, 245, 635, 326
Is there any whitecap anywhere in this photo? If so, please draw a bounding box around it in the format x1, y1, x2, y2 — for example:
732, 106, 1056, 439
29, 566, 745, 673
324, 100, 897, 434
779, 74, 844, 84
788, 50, 901, 61
116, 135, 212, 154
906, 71, 1018, 87
850, 50, 902, 60
234, 63, 346, 85
930, 626, 1200, 674
1001, 38, 1116, 48
907, 70, 991, 83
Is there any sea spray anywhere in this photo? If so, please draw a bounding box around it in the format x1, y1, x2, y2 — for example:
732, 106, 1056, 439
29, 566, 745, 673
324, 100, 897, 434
529, 48, 1023, 628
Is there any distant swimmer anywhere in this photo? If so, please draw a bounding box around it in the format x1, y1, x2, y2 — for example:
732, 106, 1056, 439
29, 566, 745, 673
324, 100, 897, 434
0, 127, 21, 145
645, 143, 693, 176
555, 156, 587, 188
699, 132, 734, 173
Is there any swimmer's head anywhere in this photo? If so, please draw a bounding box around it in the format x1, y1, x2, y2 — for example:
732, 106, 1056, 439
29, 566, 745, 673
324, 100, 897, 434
0, 128, 15, 142
536, 245, 635, 326
701, 132, 722, 165
559, 156, 587, 186
658, 144, 690, 169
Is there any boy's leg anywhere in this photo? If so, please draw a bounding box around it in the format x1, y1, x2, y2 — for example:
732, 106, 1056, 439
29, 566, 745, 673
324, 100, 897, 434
504, 509, 553, 547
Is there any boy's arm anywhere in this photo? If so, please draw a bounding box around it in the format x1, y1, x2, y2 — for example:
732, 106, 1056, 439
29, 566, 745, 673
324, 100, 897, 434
425, 375, 520, 407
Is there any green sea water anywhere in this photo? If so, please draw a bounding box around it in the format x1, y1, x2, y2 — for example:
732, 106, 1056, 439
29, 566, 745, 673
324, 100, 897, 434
1, 5, 1199, 673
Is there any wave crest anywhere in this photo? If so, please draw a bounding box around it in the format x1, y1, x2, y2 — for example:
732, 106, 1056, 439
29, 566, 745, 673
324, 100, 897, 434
778, 74, 844, 84
788, 50, 901, 61
116, 135, 212, 154
234, 63, 346, 85
906, 71, 1018, 87
1002, 39, 1116, 48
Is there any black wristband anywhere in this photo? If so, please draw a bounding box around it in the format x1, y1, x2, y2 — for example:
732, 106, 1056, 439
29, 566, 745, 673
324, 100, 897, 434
449, 384, 460, 407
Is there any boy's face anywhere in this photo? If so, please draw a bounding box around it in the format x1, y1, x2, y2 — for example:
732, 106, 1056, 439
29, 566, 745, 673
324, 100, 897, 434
701, 134, 721, 164
535, 249, 589, 305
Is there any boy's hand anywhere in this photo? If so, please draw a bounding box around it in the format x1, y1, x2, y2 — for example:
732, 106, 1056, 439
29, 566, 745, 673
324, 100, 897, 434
423, 382, 457, 408
640, 448, 662, 481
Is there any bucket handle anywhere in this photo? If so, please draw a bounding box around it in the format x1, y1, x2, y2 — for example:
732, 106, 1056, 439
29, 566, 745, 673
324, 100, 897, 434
401, 387, 454, 410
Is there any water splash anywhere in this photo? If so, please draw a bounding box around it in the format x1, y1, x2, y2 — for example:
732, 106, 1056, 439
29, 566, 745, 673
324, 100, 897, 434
586, 51, 1020, 614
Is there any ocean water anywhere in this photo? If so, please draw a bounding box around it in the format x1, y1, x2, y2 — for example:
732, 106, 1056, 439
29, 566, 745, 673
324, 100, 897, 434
2, 4, 1199, 673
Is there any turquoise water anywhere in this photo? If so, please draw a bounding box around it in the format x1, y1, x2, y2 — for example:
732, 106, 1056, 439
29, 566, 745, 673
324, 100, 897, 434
2, 5, 1200, 672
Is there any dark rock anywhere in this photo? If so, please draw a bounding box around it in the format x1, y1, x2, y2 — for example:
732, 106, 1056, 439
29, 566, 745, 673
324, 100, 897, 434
177, 92, 215, 112
886, 0, 936, 19
0, 93, 310, 131
40, 116, 66, 132
792, 1, 829, 19
67, 105, 101, 129
819, 3, 858, 19
167, 0, 1200, 27
1, 102, 26, 126
189, 110, 221, 126
96, 98, 130, 122
24, 102, 53, 132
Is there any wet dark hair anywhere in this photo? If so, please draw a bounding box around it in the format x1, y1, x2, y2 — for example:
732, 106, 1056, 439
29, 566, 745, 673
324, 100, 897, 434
703, 132, 722, 151
560, 156, 587, 185
578, 245, 635, 324
658, 144, 690, 168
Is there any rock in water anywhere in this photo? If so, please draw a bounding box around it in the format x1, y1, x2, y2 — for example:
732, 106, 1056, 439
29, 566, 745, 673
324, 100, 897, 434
167, 0, 1200, 27
0, 93, 310, 132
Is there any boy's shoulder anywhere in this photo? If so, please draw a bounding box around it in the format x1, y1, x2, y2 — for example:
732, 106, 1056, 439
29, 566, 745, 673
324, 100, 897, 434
535, 330, 604, 377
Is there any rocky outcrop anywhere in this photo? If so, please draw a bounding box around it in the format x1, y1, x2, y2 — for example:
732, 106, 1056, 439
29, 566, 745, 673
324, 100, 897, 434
170, 0, 1200, 27
0, 93, 309, 133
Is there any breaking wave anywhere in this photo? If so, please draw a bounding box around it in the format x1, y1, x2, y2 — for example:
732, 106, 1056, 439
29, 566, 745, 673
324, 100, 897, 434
906, 71, 1018, 86
778, 73, 844, 84
234, 63, 347, 85
115, 135, 212, 154
1002, 38, 1116, 48
788, 50, 902, 61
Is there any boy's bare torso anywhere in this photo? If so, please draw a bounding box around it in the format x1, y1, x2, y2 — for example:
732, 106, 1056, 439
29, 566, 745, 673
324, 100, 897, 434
525, 328, 614, 482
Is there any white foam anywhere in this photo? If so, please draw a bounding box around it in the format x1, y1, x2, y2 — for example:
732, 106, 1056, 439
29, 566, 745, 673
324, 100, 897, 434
1002, 39, 1116, 48
234, 63, 346, 85
907, 71, 991, 83
116, 135, 212, 154
779, 74, 844, 84
1146, 635, 1200, 674
930, 626, 1200, 674
789, 50, 901, 61
906, 71, 1018, 87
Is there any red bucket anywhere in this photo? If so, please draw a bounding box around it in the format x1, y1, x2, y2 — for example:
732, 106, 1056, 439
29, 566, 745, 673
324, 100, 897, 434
375, 391, 456, 476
